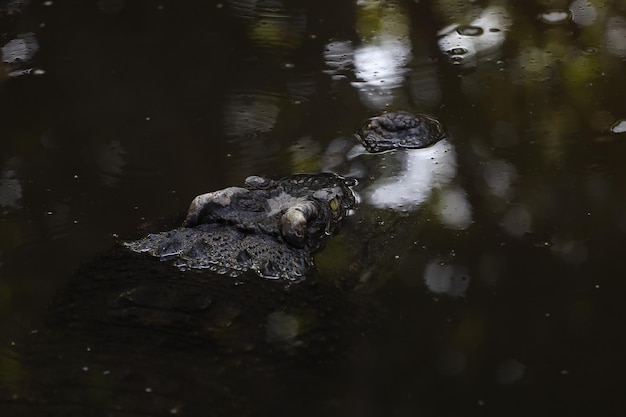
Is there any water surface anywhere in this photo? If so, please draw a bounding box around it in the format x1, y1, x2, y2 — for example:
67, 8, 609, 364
2, 0, 626, 415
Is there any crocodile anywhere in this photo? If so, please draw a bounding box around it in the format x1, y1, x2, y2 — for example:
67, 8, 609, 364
125, 173, 357, 281
125, 111, 447, 280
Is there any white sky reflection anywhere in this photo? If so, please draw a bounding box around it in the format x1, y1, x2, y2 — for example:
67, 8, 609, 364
351, 37, 412, 107
437, 6, 512, 67
424, 259, 470, 297
0, 169, 22, 212
364, 139, 457, 211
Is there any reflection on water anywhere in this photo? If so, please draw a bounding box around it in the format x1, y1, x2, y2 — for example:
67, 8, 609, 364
1, 1, 43, 78
227, 0, 307, 52
551, 234, 588, 266
221, 70, 316, 174
352, 37, 412, 107
480, 159, 517, 200
423, 258, 470, 297
323, 0, 415, 108
0, 31, 44, 78
610, 119, 626, 133
606, 16, 626, 57
223, 90, 282, 137
323, 40, 354, 82
97, 140, 127, 187
362, 140, 458, 210
2, 32, 38, 63
0, 169, 22, 213
437, 5, 511, 67
570, 0, 598, 26
538, 9, 572, 25
265, 311, 301, 349
436, 186, 472, 230
501, 204, 532, 237
321, 136, 469, 229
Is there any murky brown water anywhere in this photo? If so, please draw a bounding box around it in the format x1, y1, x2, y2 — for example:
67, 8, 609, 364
2, 0, 626, 416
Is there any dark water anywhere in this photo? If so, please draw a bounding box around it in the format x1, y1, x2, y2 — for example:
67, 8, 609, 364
2, 0, 626, 415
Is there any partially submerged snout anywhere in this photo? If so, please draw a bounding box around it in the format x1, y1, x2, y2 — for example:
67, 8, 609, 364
280, 201, 319, 249
355, 111, 446, 153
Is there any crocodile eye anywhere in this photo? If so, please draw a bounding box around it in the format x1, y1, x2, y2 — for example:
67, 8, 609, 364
330, 197, 339, 211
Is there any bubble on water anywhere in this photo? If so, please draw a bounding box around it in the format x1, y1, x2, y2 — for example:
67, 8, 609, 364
447, 47, 468, 56
457, 25, 484, 36
582, 46, 598, 55
538, 9, 571, 25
